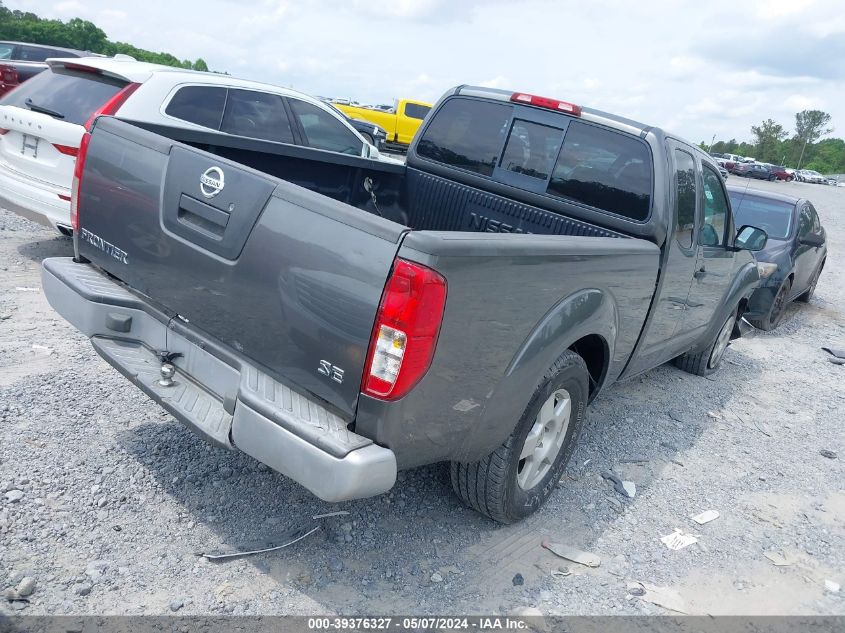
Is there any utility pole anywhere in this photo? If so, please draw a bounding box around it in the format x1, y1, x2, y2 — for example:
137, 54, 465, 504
797, 137, 808, 170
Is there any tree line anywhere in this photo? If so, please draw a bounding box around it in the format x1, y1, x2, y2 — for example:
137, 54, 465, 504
701, 110, 842, 175
0, 1, 211, 72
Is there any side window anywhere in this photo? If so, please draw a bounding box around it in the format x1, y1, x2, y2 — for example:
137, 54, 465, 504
416, 97, 512, 176
165, 86, 227, 130
500, 120, 564, 180
798, 207, 813, 237
547, 120, 653, 221
221, 89, 293, 143
20, 46, 52, 62
404, 103, 431, 120
288, 98, 363, 155
673, 150, 697, 249
700, 165, 728, 247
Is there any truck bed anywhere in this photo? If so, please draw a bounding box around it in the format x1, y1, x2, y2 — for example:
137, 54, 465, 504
130, 119, 625, 240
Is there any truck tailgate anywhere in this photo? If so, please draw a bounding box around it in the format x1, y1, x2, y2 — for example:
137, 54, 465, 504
76, 117, 407, 417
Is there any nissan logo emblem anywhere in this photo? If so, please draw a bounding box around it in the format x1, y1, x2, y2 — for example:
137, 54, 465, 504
199, 166, 225, 198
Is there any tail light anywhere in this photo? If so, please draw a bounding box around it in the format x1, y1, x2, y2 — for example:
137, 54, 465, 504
0, 64, 18, 84
83, 82, 141, 130
69, 82, 140, 230
70, 131, 91, 232
53, 144, 78, 157
511, 92, 582, 116
362, 259, 447, 401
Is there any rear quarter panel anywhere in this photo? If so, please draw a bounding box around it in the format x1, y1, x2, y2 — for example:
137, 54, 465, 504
355, 232, 660, 467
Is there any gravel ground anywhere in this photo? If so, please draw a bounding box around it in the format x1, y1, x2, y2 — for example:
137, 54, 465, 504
1, 179, 843, 617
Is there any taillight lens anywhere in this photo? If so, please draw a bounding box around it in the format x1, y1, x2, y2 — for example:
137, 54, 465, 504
53, 144, 78, 157
0, 64, 18, 84
362, 259, 447, 401
83, 82, 140, 130
70, 131, 91, 231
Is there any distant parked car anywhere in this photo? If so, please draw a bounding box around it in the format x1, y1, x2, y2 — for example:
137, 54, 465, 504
0, 56, 387, 233
796, 169, 825, 184
733, 163, 773, 180
728, 186, 826, 330
0, 41, 92, 96
767, 165, 794, 181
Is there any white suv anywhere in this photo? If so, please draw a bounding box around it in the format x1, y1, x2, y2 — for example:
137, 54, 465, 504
0, 56, 384, 233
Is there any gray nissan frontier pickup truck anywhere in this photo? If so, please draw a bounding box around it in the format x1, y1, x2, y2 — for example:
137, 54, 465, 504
42, 85, 768, 522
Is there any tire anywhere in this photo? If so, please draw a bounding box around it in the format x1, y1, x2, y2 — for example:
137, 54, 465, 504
796, 264, 823, 302
674, 309, 737, 376
749, 278, 791, 330
450, 350, 589, 524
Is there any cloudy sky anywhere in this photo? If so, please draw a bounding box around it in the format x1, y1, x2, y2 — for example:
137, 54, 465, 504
10, 0, 844, 143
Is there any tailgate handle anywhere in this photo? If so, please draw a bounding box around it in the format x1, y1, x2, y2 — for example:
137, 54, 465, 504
178, 194, 230, 237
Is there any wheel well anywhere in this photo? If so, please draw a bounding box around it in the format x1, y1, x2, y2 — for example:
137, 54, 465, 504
569, 334, 608, 399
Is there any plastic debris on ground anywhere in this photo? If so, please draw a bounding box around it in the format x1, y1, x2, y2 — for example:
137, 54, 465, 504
541, 541, 601, 567
764, 550, 794, 566
690, 510, 720, 525
198, 511, 349, 560
660, 529, 699, 550
629, 581, 688, 614
601, 470, 636, 498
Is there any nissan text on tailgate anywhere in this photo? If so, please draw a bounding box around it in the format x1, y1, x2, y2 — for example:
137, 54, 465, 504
42, 86, 769, 522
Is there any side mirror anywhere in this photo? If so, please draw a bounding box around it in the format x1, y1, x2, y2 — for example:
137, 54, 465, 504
799, 233, 824, 247
735, 225, 768, 251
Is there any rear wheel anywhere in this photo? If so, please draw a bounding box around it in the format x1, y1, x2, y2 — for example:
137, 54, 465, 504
450, 351, 588, 523
750, 278, 791, 330
674, 310, 737, 376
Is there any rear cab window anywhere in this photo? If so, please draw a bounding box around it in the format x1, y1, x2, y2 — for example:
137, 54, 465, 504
416, 96, 653, 222
0, 66, 126, 126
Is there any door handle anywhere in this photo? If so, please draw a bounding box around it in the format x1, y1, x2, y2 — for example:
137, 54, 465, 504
694, 267, 707, 279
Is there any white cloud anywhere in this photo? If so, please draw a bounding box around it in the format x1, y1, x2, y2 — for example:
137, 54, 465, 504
785, 94, 823, 111
479, 76, 509, 89
754, 0, 816, 19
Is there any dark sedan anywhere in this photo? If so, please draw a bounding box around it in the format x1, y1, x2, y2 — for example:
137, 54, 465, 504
733, 163, 775, 180
0, 41, 92, 96
727, 186, 827, 330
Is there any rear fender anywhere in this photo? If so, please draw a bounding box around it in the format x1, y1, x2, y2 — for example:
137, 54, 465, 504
459, 288, 617, 461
